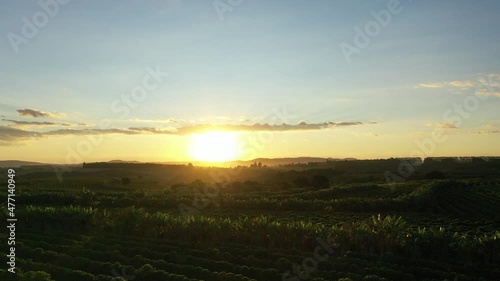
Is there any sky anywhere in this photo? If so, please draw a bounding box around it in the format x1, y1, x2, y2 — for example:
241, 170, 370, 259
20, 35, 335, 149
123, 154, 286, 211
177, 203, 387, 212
0, 0, 499, 163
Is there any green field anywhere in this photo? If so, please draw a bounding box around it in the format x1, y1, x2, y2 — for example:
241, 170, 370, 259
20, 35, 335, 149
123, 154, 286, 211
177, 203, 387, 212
1, 159, 500, 281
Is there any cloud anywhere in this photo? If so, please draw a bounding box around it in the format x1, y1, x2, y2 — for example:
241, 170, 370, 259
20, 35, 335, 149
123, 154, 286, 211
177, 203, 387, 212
475, 89, 500, 97
16, 108, 66, 118
127, 118, 180, 123
448, 81, 475, 88
0, 120, 373, 145
482, 124, 498, 129
415, 73, 500, 97
446, 81, 476, 88
416, 81, 475, 89
131, 121, 368, 135
44, 128, 141, 136
237, 116, 257, 122
128, 127, 177, 134
415, 74, 500, 96
417, 83, 447, 89
0, 126, 43, 144
2, 119, 94, 127
470, 130, 500, 135
428, 122, 458, 130
436, 122, 458, 130
479, 73, 500, 86
171, 121, 366, 135
2, 119, 71, 127
124, 116, 264, 125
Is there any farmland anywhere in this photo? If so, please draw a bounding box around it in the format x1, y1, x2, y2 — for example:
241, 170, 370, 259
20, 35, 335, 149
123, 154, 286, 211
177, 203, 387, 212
1, 158, 500, 281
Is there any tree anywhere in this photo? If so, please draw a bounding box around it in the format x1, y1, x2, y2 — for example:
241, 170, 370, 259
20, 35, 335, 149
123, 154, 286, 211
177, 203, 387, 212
311, 175, 329, 190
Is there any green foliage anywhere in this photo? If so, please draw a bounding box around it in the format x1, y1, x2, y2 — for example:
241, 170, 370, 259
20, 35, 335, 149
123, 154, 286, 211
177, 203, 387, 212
20, 271, 54, 281
363, 275, 388, 281
13, 175, 500, 281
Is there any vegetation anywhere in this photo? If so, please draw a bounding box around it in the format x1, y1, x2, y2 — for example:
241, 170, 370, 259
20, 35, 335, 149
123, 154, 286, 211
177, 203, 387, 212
1, 159, 499, 280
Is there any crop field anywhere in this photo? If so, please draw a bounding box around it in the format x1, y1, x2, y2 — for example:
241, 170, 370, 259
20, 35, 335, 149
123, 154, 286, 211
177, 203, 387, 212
1, 160, 500, 281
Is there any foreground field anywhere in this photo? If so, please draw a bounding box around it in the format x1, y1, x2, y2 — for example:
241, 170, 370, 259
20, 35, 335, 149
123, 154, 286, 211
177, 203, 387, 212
1, 162, 499, 280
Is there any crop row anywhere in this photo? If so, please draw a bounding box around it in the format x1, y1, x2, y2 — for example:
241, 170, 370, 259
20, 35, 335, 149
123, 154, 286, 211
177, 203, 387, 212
13, 229, 500, 281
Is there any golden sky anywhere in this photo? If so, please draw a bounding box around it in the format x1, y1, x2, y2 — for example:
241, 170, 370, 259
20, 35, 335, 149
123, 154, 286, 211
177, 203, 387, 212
1, 1, 500, 163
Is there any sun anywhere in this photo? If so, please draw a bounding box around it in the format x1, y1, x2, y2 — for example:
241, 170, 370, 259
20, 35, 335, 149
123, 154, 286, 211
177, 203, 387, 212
189, 131, 240, 162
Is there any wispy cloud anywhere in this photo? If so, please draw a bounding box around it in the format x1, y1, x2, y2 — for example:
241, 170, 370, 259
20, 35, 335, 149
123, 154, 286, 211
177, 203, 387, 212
127, 118, 181, 123
129, 121, 368, 135
482, 124, 498, 129
436, 122, 458, 130
416, 83, 447, 89
0, 126, 43, 144
475, 89, 500, 97
128, 127, 177, 134
415, 73, 500, 95
0, 120, 374, 145
2, 119, 71, 127
427, 122, 458, 130
77, 123, 95, 127
469, 130, 500, 135
44, 128, 141, 136
172, 121, 367, 135
416, 80, 476, 89
448, 81, 475, 88
416, 81, 476, 89
16, 108, 67, 119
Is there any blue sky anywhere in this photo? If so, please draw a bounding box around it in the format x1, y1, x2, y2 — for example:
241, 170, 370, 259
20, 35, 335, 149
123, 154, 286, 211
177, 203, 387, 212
0, 0, 499, 162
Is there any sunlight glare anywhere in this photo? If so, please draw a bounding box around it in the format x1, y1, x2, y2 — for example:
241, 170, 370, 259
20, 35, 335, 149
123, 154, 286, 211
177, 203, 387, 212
189, 131, 240, 162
